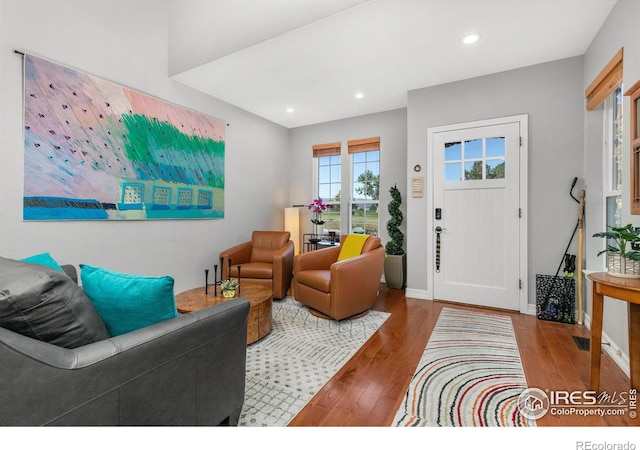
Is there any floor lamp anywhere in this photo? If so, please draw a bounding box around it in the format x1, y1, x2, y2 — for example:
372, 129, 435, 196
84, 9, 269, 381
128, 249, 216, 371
284, 207, 301, 256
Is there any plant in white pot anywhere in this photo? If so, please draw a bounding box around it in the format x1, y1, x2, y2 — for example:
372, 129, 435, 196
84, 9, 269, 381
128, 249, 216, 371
593, 224, 640, 278
384, 184, 406, 289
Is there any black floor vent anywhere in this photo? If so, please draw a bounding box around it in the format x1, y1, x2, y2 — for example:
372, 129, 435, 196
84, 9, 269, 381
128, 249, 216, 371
572, 336, 590, 351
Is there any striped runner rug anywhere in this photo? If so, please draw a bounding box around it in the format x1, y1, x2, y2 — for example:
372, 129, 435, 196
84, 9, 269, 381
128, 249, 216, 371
393, 307, 535, 426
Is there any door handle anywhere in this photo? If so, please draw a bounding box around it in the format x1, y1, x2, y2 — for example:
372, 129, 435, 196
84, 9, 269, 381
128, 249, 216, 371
435, 226, 445, 272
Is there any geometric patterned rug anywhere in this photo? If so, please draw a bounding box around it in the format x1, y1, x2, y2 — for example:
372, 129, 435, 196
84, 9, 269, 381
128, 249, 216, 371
239, 296, 390, 426
393, 307, 535, 427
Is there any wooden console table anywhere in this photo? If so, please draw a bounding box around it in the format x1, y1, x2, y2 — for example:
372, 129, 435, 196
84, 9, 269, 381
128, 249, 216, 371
586, 272, 640, 391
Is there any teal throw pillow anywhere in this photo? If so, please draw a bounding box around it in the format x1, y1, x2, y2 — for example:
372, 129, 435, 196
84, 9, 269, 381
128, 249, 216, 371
21, 252, 63, 272
79, 264, 178, 337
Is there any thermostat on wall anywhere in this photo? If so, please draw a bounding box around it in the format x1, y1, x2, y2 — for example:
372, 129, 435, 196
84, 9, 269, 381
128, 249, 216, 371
412, 176, 423, 198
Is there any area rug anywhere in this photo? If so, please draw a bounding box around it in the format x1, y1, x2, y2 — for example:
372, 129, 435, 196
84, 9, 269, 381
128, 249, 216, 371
393, 307, 534, 427
239, 296, 390, 427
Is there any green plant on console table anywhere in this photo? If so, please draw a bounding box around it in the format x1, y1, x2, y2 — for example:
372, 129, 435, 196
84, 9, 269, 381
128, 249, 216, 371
593, 224, 640, 260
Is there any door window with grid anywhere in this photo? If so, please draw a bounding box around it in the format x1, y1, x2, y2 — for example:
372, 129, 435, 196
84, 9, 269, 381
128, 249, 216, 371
444, 137, 506, 182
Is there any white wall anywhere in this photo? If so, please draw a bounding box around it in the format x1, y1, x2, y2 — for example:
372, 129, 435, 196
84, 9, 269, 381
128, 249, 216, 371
583, 0, 640, 361
0, 0, 290, 292
406, 57, 585, 306
288, 108, 407, 247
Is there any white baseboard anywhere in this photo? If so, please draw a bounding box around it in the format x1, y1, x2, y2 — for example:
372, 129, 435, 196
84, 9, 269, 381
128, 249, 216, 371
404, 288, 430, 300
524, 307, 630, 378
582, 312, 631, 379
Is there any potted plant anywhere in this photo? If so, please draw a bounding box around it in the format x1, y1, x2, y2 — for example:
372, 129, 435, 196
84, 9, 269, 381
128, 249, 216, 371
593, 224, 640, 278
221, 278, 240, 297
384, 184, 406, 289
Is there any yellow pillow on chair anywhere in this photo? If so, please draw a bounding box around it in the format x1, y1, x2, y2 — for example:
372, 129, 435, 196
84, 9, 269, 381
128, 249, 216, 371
337, 234, 370, 261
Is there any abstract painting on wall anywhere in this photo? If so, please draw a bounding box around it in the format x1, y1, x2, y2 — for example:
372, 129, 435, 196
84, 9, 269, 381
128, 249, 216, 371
23, 54, 225, 220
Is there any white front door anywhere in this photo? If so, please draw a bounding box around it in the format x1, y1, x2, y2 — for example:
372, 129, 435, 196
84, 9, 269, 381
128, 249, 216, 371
431, 117, 525, 310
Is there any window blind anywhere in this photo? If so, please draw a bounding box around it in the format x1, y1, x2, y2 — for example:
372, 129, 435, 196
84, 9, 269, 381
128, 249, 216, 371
347, 137, 380, 154
312, 142, 341, 158
585, 48, 623, 111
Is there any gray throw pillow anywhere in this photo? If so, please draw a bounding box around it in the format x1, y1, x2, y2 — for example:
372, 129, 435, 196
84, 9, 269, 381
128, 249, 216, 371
0, 257, 110, 348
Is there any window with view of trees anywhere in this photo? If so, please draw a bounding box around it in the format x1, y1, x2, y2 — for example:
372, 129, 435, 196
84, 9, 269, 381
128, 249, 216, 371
584, 48, 623, 264
313, 142, 341, 233
349, 137, 380, 236
312, 137, 381, 237
604, 86, 623, 253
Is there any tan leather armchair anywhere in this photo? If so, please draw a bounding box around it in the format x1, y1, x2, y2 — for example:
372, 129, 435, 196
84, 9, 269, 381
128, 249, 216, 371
293, 235, 385, 320
220, 231, 294, 299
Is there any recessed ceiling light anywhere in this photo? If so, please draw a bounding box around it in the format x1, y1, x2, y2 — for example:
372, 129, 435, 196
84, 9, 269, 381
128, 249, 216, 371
462, 33, 482, 45
355, 92, 364, 99
286, 107, 294, 113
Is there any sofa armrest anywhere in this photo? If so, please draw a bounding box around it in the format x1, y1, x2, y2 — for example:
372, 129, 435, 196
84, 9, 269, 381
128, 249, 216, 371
0, 299, 250, 425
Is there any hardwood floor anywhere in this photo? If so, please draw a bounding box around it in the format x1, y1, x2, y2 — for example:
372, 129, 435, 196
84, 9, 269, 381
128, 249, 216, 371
288, 284, 636, 427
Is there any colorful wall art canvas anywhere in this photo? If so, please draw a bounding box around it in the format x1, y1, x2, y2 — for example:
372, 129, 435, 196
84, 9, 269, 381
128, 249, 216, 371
23, 54, 225, 220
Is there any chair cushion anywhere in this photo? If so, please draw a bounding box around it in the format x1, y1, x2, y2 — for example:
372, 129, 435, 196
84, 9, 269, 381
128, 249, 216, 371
0, 257, 110, 348
232, 262, 273, 279
20, 252, 64, 272
79, 264, 178, 337
337, 234, 371, 261
250, 231, 290, 263
296, 270, 331, 293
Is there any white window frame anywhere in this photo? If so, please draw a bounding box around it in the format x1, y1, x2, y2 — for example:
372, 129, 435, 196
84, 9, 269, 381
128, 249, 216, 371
602, 86, 623, 268
349, 149, 380, 235
312, 153, 341, 234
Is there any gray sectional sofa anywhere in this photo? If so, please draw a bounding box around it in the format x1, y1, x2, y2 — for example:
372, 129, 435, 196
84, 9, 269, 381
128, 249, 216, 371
0, 258, 249, 426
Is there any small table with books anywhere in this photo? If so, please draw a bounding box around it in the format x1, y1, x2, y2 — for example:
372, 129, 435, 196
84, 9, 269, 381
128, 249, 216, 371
303, 233, 339, 252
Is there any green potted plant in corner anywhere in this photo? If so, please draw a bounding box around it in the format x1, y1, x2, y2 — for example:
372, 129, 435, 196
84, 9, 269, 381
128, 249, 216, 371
593, 224, 640, 278
384, 184, 406, 289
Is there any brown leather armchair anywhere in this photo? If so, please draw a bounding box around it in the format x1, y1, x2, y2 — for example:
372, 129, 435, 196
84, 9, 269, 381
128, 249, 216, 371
220, 231, 294, 299
292, 235, 385, 320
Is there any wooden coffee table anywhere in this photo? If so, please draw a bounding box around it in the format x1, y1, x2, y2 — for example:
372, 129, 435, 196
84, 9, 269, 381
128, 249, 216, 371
175, 281, 272, 344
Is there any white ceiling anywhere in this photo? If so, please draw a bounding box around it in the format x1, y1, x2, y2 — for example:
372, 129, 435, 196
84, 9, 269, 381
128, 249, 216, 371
169, 0, 617, 129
